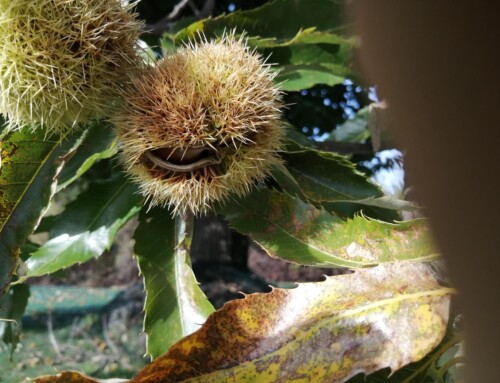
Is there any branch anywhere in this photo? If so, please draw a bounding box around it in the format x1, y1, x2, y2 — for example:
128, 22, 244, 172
102, 315, 120, 356
143, 0, 216, 36
47, 313, 62, 357
143, 0, 191, 35
199, 0, 216, 19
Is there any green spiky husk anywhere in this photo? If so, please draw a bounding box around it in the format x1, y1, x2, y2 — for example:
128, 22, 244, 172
113, 35, 285, 215
0, 0, 143, 133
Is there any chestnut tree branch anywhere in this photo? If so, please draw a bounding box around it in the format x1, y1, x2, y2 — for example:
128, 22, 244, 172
143, 0, 216, 36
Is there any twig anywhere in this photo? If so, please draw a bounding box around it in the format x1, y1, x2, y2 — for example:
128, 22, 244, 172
199, 0, 216, 19
166, 0, 191, 20
143, 0, 216, 36
143, 0, 191, 35
188, 0, 200, 16
47, 312, 62, 357
102, 315, 121, 356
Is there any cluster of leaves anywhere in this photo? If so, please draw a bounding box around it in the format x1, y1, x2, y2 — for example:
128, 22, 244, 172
0, 0, 462, 382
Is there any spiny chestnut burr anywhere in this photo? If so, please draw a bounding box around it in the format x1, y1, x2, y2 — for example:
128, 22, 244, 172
112, 35, 285, 215
0, 0, 143, 134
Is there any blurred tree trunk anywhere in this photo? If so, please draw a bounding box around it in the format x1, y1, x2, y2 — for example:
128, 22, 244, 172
191, 214, 249, 269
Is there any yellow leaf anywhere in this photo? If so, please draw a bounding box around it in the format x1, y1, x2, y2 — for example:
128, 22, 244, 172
131, 262, 452, 383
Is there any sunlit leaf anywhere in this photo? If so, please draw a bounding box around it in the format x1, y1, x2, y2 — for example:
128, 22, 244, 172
220, 189, 437, 268
134, 207, 214, 360
0, 128, 79, 296
131, 262, 451, 383
19, 173, 142, 280
175, 0, 347, 42
345, 313, 462, 383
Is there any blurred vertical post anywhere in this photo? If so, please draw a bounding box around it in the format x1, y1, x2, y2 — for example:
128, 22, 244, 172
351, 2, 499, 382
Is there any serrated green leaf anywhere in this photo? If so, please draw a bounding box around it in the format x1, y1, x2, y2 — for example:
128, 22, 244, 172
283, 145, 382, 200
0, 128, 79, 296
57, 121, 117, 190
274, 142, 401, 220
19, 173, 142, 280
175, 0, 347, 42
272, 162, 414, 217
134, 207, 214, 360
130, 263, 451, 383
220, 189, 438, 268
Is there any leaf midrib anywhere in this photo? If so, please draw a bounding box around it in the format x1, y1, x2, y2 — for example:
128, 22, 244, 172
0, 134, 66, 234
186, 287, 452, 378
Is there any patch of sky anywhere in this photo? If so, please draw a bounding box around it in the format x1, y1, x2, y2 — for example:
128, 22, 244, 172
344, 90, 355, 102
360, 149, 405, 197
302, 126, 330, 142
343, 107, 355, 118
323, 98, 331, 106
346, 98, 360, 109
228, 3, 236, 12
313, 132, 330, 142
368, 86, 379, 102
300, 89, 308, 96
